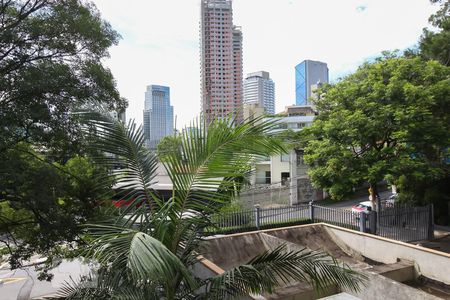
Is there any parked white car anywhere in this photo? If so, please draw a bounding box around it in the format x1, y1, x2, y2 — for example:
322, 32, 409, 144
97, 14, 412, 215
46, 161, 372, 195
351, 201, 373, 214
386, 194, 398, 206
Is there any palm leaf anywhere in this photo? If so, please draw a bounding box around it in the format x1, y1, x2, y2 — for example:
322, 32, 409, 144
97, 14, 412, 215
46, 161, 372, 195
91, 118, 160, 219
161, 116, 285, 252
205, 244, 367, 299
49, 270, 160, 300
84, 223, 197, 290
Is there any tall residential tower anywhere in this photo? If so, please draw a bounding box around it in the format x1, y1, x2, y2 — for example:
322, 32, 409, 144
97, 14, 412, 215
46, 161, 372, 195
295, 60, 329, 106
243, 71, 275, 115
143, 85, 174, 149
200, 0, 243, 123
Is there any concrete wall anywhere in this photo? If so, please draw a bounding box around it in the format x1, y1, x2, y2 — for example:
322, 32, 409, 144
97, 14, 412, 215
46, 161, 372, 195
346, 272, 441, 300
200, 233, 269, 270
325, 225, 450, 285
271, 155, 290, 183
255, 163, 270, 184
198, 224, 450, 300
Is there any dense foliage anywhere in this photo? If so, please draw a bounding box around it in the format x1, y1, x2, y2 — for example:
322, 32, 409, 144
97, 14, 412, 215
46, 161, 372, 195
419, 0, 450, 66
302, 55, 449, 222
0, 0, 126, 274
0, 145, 114, 279
0, 0, 126, 154
156, 135, 182, 161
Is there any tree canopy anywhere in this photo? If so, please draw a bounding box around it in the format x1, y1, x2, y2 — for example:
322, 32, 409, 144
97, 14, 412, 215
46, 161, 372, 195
0, 0, 126, 274
302, 55, 449, 205
156, 135, 182, 161
0, 0, 126, 154
0, 144, 114, 279
419, 0, 450, 66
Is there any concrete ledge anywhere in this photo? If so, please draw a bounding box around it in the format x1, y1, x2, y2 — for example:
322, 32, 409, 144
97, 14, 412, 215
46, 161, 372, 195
195, 255, 224, 275
324, 224, 450, 285
320, 223, 450, 259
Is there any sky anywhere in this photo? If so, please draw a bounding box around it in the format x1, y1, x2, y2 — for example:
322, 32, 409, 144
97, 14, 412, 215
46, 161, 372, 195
91, 0, 437, 129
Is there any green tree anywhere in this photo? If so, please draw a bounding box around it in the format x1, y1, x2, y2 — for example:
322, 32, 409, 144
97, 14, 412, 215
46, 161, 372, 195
0, 0, 126, 154
302, 55, 449, 210
419, 0, 450, 66
156, 135, 182, 161
54, 117, 365, 299
0, 145, 114, 279
0, 0, 127, 275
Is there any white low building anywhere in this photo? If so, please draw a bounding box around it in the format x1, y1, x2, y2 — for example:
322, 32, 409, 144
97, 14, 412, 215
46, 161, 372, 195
246, 104, 323, 205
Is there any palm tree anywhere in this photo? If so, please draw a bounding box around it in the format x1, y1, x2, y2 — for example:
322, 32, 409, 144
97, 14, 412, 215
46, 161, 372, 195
55, 116, 366, 299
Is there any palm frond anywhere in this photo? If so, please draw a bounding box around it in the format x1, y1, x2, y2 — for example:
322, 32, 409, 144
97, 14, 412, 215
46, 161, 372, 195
48, 270, 160, 300
205, 244, 367, 299
89, 118, 160, 220
168, 117, 284, 203
84, 224, 197, 290
161, 116, 285, 250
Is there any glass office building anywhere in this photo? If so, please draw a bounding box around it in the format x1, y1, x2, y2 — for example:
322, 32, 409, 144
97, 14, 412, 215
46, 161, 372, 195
143, 85, 174, 149
295, 60, 328, 105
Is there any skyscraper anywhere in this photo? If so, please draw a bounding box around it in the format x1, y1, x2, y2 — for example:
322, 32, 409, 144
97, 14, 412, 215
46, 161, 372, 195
143, 85, 174, 149
295, 60, 329, 106
243, 71, 275, 115
200, 0, 243, 124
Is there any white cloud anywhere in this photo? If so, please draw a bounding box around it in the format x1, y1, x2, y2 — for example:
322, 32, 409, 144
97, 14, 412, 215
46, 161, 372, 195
92, 0, 437, 127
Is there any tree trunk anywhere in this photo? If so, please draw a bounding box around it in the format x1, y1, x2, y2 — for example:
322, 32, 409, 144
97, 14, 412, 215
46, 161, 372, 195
369, 183, 377, 211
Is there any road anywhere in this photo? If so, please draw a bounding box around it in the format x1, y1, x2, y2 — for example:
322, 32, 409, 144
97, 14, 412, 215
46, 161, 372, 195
0, 259, 89, 300
322, 190, 393, 209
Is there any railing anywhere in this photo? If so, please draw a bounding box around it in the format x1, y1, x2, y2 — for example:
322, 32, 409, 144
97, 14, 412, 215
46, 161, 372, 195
378, 205, 432, 242
209, 209, 255, 234
258, 205, 310, 228
208, 205, 310, 235
207, 203, 433, 242
313, 205, 360, 231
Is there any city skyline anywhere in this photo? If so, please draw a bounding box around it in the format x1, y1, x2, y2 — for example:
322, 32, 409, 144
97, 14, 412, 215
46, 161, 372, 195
91, 0, 438, 128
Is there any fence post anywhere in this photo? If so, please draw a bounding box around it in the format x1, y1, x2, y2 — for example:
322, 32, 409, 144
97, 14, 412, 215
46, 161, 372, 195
369, 211, 377, 234
359, 212, 367, 232
309, 201, 314, 223
428, 204, 435, 240
254, 204, 261, 230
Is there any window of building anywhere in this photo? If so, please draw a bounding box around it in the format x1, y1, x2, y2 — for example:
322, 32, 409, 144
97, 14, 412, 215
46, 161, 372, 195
265, 171, 271, 184
281, 153, 290, 162
281, 172, 290, 185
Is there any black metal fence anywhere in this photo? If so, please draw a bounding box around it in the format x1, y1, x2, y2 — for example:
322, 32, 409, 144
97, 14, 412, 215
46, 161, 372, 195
208, 203, 434, 242
377, 204, 433, 242
312, 205, 360, 231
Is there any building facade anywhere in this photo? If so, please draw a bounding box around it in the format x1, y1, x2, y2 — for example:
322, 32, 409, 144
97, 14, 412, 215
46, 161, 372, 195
243, 71, 275, 115
200, 0, 243, 124
295, 60, 329, 106
250, 105, 324, 204
143, 85, 174, 149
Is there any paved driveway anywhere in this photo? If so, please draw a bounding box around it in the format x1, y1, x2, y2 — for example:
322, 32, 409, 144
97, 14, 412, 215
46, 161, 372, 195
0, 259, 89, 300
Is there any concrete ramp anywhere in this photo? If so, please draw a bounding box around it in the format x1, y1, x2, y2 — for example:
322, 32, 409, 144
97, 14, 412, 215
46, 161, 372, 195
199, 224, 448, 300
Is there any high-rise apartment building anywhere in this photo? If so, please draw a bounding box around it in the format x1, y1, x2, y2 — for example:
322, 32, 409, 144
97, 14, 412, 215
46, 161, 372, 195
143, 85, 174, 149
295, 60, 329, 106
200, 0, 243, 123
243, 71, 275, 115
